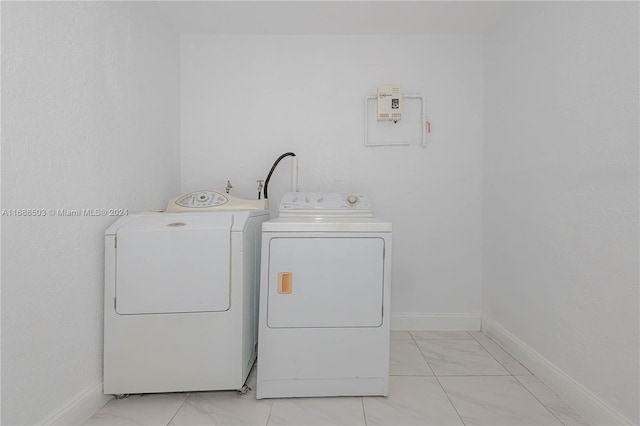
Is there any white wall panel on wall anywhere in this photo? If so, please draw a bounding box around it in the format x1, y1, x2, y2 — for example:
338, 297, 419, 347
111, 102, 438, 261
1, 2, 180, 424
180, 35, 483, 320
483, 2, 639, 424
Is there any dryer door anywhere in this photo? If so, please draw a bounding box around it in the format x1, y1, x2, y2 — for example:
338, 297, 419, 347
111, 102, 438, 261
267, 237, 384, 328
115, 214, 232, 315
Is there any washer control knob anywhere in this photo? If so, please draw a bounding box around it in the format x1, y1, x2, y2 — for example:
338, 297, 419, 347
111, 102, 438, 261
346, 194, 359, 206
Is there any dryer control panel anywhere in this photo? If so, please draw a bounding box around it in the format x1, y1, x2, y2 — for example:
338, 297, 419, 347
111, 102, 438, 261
279, 192, 373, 217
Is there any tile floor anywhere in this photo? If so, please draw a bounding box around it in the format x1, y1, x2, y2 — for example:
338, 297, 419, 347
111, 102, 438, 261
85, 331, 589, 426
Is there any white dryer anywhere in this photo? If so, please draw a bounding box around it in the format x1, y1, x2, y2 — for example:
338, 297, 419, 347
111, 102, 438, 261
104, 191, 269, 395
257, 192, 392, 399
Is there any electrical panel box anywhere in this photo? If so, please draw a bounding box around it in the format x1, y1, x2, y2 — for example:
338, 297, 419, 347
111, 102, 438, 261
377, 85, 402, 122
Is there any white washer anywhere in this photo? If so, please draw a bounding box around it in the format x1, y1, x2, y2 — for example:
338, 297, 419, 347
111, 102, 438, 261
104, 191, 269, 395
257, 192, 392, 399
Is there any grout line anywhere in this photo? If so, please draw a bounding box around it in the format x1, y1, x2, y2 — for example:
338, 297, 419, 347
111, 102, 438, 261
513, 375, 590, 426
432, 374, 468, 425
264, 397, 274, 426
361, 396, 368, 426
410, 334, 476, 341
411, 333, 466, 425
514, 376, 568, 425
471, 331, 534, 375
470, 332, 567, 425
468, 330, 488, 343
412, 334, 511, 377
432, 373, 525, 377
410, 332, 437, 377
468, 331, 524, 376
412, 330, 557, 424
165, 392, 190, 426
389, 374, 435, 377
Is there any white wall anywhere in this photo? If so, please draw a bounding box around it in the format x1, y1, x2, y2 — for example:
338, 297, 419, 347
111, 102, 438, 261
483, 2, 639, 424
1, 2, 180, 424
180, 35, 484, 325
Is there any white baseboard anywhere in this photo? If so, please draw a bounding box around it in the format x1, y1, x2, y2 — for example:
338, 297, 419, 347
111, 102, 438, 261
391, 312, 481, 331
41, 380, 112, 425
482, 317, 632, 426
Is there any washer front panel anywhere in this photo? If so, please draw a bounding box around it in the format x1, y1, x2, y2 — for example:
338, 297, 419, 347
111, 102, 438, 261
115, 214, 232, 315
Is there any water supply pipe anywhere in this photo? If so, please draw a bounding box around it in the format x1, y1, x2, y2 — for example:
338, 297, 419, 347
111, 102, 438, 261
263, 152, 297, 199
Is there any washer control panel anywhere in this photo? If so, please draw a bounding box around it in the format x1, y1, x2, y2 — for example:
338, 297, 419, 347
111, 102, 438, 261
279, 192, 373, 217
165, 190, 267, 212
175, 190, 228, 208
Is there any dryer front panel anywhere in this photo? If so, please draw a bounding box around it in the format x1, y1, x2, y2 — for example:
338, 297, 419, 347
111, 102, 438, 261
267, 237, 384, 328
115, 214, 232, 315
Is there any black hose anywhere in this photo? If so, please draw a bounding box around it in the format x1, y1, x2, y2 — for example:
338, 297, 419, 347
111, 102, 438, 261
263, 152, 296, 199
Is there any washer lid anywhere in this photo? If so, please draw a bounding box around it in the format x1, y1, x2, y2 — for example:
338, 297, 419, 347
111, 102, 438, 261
115, 214, 232, 315
105, 210, 267, 235
263, 217, 392, 233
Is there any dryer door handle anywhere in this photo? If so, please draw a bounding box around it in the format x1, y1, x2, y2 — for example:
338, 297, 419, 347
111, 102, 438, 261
278, 272, 293, 294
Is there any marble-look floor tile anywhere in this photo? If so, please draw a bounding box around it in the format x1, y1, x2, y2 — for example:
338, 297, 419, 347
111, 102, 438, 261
267, 396, 365, 425
515, 376, 589, 425
391, 331, 413, 340
390, 339, 434, 376
169, 385, 272, 426
472, 335, 532, 375
411, 331, 473, 340
439, 376, 562, 425
416, 339, 509, 376
84, 393, 188, 426
363, 376, 463, 425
